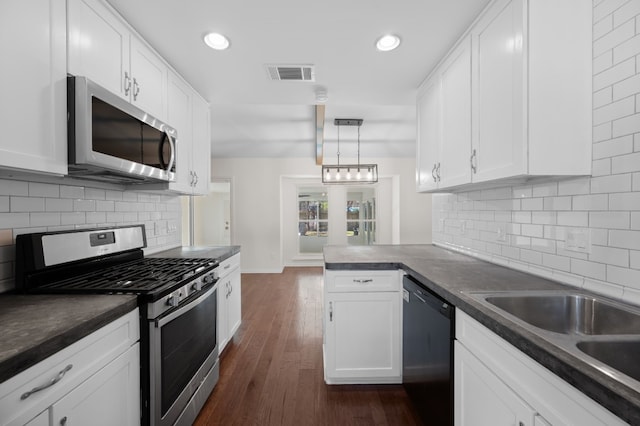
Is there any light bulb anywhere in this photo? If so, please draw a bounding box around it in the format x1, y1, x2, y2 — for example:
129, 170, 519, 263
346, 169, 351, 180
367, 168, 372, 179
336, 169, 341, 180
325, 170, 331, 181
356, 169, 362, 180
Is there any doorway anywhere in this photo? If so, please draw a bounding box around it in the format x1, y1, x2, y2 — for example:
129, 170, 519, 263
182, 179, 232, 246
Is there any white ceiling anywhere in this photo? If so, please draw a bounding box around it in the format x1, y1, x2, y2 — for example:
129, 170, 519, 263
106, 0, 491, 159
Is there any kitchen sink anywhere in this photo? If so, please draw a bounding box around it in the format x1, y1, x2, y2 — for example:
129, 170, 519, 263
577, 340, 640, 382
483, 293, 640, 335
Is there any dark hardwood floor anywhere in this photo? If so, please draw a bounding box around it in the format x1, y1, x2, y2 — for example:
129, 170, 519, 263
194, 267, 421, 426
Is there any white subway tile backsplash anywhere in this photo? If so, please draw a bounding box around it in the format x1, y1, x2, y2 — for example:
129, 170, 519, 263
0, 213, 30, 228
630, 250, 640, 269
584, 277, 625, 298
592, 135, 633, 159
589, 211, 630, 228
521, 224, 543, 238
543, 253, 571, 272
558, 211, 590, 227
593, 96, 635, 125
573, 194, 608, 210
532, 183, 558, 197
613, 73, 640, 101
512, 186, 532, 199
595, 11, 635, 55
613, 112, 640, 137
0, 197, 8, 213
591, 174, 632, 193
571, 258, 607, 280
594, 12, 614, 39
594, 0, 629, 22
591, 158, 611, 176
520, 249, 543, 265
60, 185, 85, 199
96, 200, 115, 211
86, 212, 106, 224
73, 199, 96, 212
609, 229, 640, 249
594, 85, 613, 108
0, 180, 28, 196
609, 192, 640, 209
531, 211, 556, 225
594, 122, 613, 142
521, 198, 543, 211
607, 264, 640, 289
45, 198, 73, 212
30, 212, 61, 227
591, 244, 629, 267
613, 33, 640, 64
105, 190, 123, 201
28, 182, 59, 198
512, 211, 532, 223
543, 196, 572, 210
612, 151, 640, 174
613, 0, 640, 26
11, 197, 44, 212
633, 212, 640, 229
594, 57, 635, 91
60, 212, 86, 225
85, 188, 106, 200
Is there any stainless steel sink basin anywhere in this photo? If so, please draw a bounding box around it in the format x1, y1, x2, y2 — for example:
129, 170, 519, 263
577, 340, 640, 382
483, 293, 640, 335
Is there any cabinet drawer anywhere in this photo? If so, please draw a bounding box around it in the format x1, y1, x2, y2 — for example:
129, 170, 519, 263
325, 270, 401, 293
217, 253, 240, 279
0, 308, 139, 426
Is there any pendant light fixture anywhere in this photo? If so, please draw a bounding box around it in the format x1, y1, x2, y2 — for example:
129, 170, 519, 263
322, 118, 378, 184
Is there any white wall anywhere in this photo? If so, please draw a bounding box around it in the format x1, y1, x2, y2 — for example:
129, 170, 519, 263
433, 0, 640, 303
0, 178, 182, 292
212, 156, 432, 272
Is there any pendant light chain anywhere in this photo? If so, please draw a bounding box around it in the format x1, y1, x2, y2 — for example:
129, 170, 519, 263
337, 124, 340, 167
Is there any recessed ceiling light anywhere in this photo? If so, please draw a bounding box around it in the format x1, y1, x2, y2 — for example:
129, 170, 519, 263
375, 34, 401, 52
204, 32, 230, 50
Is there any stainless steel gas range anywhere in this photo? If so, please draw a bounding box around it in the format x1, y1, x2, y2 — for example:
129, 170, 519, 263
15, 225, 220, 426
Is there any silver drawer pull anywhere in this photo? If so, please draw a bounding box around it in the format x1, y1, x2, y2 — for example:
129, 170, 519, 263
21, 364, 73, 400
353, 279, 373, 283
224, 264, 231, 270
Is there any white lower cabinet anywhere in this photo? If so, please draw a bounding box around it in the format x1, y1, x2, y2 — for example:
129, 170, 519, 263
455, 310, 626, 426
217, 253, 242, 354
0, 309, 140, 426
323, 270, 402, 384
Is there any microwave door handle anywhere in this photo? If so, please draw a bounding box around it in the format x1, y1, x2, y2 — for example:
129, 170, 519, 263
166, 131, 176, 173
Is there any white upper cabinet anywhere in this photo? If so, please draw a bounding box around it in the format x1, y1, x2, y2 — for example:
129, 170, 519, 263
416, 76, 441, 192
167, 71, 210, 195
0, 0, 67, 175
68, 0, 167, 121
417, 0, 592, 192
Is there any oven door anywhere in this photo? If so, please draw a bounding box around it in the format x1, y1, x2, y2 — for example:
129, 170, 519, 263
149, 284, 219, 426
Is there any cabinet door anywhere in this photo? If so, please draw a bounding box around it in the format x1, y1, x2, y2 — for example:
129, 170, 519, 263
325, 292, 401, 383
50, 343, 140, 426
24, 410, 50, 426
0, 0, 67, 175
227, 267, 242, 340
67, 0, 130, 100
217, 279, 230, 354
416, 77, 441, 192
191, 93, 212, 195
472, 0, 526, 183
167, 72, 194, 193
130, 36, 167, 121
440, 37, 472, 188
455, 341, 535, 426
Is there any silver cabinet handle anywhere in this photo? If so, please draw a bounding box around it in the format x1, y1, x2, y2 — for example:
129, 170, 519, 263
21, 364, 73, 400
431, 163, 437, 181
470, 149, 477, 174
436, 162, 441, 182
60, 416, 68, 426
353, 278, 373, 283
193, 172, 199, 186
124, 71, 131, 96
133, 78, 140, 100
224, 264, 231, 270
329, 301, 333, 322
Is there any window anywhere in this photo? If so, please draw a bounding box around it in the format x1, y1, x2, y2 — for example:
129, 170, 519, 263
298, 188, 328, 253
347, 188, 376, 246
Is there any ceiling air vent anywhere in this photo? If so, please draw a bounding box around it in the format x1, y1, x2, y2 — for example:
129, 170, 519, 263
266, 64, 315, 82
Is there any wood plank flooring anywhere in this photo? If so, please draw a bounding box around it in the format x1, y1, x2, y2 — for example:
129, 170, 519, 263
194, 267, 421, 426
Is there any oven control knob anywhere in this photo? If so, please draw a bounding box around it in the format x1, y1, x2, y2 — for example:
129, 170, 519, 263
192, 281, 202, 291
203, 273, 214, 284
166, 294, 178, 307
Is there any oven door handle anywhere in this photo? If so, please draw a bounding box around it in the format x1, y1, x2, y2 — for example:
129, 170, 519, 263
155, 283, 216, 328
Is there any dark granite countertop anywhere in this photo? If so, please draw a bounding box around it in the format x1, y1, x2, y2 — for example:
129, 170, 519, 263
0, 294, 137, 383
150, 245, 240, 263
324, 244, 640, 424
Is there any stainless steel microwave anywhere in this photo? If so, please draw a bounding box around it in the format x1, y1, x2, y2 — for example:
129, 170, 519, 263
67, 76, 176, 184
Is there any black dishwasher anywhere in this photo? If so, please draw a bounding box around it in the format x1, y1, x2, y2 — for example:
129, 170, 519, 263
402, 274, 454, 425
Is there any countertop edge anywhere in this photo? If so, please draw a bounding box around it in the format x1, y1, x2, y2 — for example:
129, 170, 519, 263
0, 297, 138, 383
